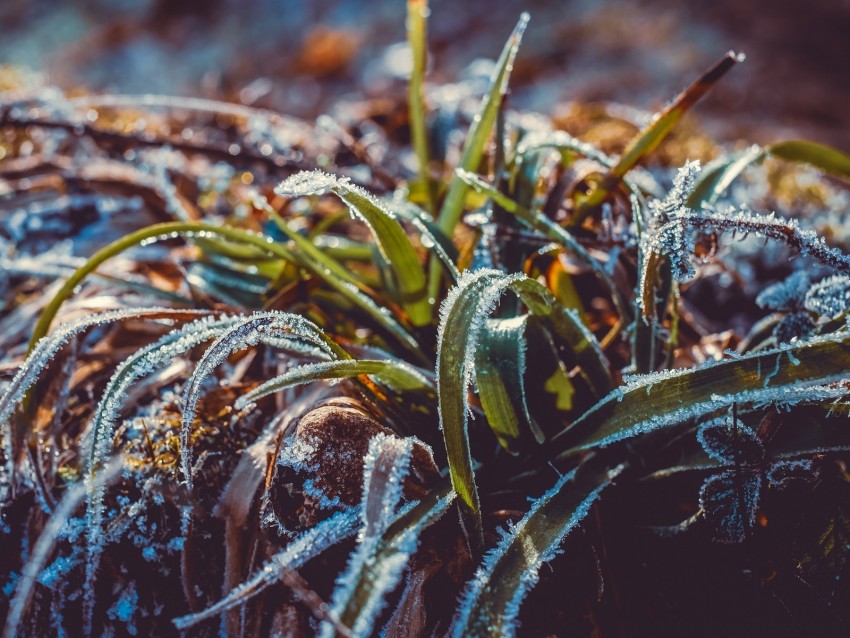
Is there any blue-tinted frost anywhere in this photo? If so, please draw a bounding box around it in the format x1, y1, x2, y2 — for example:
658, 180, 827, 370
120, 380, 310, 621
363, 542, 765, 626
172, 507, 360, 631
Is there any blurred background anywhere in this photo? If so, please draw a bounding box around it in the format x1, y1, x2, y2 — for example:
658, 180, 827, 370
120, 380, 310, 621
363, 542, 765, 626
1, 0, 849, 150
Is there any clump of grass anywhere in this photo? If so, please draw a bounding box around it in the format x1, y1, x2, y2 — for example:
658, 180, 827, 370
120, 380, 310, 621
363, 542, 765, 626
2, 3, 850, 637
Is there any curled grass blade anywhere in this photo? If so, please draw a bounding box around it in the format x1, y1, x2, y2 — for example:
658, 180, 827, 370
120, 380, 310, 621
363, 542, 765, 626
27, 220, 422, 364
0, 308, 205, 496
438, 270, 611, 547
180, 312, 346, 488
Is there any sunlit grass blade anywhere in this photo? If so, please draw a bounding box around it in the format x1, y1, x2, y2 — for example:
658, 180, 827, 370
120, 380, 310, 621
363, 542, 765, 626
235, 359, 433, 410
551, 332, 850, 460
276, 171, 432, 326
427, 13, 529, 302
27, 219, 423, 364
407, 0, 433, 213
457, 169, 632, 325
571, 51, 744, 224
436, 13, 529, 237
438, 270, 612, 548
768, 139, 850, 182
387, 197, 460, 282
475, 317, 536, 452
452, 456, 623, 637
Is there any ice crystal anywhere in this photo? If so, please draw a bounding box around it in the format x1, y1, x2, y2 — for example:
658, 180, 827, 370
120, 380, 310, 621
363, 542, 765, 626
453, 464, 620, 638
0, 307, 189, 500
276, 169, 347, 198
805, 275, 850, 318
180, 311, 336, 489
756, 271, 810, 311
172, 507, 360, 630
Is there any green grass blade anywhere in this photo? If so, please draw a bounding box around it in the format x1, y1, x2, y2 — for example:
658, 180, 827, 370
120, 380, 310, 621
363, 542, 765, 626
552, 332, 850, 459
27, 218, 423, 364
427, 12, 529, 303
475, 317, 536, 452
768, 139, 850, 182
686, 144, 766, 207
438, 270, 612, 547
235, 359, 433, 409
458, 169, 632, 325
436, 13, 529, 237
407, 0, 434, 213
572, 51, 744, 224
276, 172, 432, 327
452, 456, 623, 637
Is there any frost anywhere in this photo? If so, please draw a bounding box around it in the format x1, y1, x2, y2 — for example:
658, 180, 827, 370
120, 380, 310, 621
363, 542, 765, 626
276, 169, 347, 198
805, 275, 850, 318
319, 434, 445, 638
180, 311, 337, 489
756, 271, 809, 311
107, 583, 139, 634
360, 433, 415, 538
6, 462, 118, 638
453, 464, 620, 638
83, 315, 244, 631
172, 507, 360, 630
696, 418, 765, 464
0, 307, 189, 500
699, 471, 762, 543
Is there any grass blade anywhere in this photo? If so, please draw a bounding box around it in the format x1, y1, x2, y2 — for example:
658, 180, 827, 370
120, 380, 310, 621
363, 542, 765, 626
438, 270, 612, 548
326, 480, 456, 637
571, 51, 744, 224
276, 171, 432, 326
407, 0, 433, 213
768, 139, 850, 182
173, 507, 361, 631
551, 332, 850, 459
235, 359, 433, 409
436, 13, 529, 237
452, 456, 623, 637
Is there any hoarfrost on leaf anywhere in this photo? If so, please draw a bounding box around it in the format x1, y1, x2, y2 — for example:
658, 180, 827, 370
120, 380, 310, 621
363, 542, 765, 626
805, 274, 850, 318
756, 270, 810, 311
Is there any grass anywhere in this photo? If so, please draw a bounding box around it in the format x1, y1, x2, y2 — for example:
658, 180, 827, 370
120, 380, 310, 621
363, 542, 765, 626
2, 4, 850, 637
